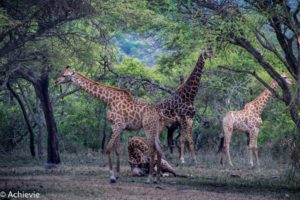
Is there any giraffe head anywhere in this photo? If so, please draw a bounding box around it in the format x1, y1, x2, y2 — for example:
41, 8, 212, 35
202, 47, 213, 60
56, 66, 75, 85
280, 73, 292, 85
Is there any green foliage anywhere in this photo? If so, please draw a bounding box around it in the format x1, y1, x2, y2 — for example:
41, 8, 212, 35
0, 0, 298, 167
0, 101, 27, 152
56, 94, 106, 152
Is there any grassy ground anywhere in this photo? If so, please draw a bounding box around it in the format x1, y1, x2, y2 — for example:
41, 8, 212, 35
0, 150, 299, 200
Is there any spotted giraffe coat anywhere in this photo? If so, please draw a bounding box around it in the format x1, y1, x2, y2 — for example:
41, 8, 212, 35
128, 136, 176, 176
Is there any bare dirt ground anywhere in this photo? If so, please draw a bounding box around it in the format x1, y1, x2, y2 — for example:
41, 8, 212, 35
0, 152, 299, 200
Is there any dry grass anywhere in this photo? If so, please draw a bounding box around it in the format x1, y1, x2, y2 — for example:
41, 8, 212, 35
0, 150, 299, 200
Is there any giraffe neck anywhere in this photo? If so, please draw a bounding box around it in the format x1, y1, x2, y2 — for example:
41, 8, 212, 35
71, 72, 131, 103
251, 80, 278, 115
175, 53, 208, 102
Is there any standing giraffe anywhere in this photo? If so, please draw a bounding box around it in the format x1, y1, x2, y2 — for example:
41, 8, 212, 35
156, 48, 212, 163
128, 136, 176, 177
219, 73, 292, 167
56, 66, 174, 183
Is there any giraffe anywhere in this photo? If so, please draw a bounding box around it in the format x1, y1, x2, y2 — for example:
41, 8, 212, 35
56, 66, 175, 183
128, 136, 176, 177
156, 48, 212, 164
219, 73, 292, 167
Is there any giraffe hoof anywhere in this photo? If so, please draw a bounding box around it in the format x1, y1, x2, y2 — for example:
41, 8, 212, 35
153, 177, 160, 184
110, 176, 117, 184
191, 160, 197, 166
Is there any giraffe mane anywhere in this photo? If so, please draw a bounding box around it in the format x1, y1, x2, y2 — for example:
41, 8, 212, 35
75, 72, 134, 100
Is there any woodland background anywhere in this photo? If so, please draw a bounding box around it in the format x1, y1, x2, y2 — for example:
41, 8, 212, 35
0, 0, 300, 184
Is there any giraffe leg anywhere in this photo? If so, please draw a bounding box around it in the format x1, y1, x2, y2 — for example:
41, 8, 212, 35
246, 132, 254, 167
147, 140, 155, 184
185, 118, 196, 164
248, 146, 254, 167
154, 136, 162, 183
254, 147, 259, 167
226, 144, 233, 167
249, 128, 259, 167
115, 135, 121, 179
223, 126, 233, 167
179, 127, 185, 164
143, 110, 161, 184
249, 128, 260, 167
106, 140, 116, 183
106, 124, 123, 183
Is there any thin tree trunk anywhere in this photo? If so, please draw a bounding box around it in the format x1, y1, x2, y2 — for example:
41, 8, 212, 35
17, 82, 45, 158
34, 74, 60, 164
35, 97, 44, 158
6, 81, 35, 157
37, 122, 43, 158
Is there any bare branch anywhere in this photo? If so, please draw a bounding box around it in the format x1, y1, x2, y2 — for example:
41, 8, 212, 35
99, 55, 175, 94
218, 65, 283, 101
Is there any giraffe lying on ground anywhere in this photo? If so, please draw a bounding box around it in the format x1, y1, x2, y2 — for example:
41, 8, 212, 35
128, 136, 176, 177
156, 48, 212, 164
219, 73, 292, 167
56, 66, 175, 183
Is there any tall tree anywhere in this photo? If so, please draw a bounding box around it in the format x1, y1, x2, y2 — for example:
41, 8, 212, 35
150, 0, 300, 128
0, 0, 94, 164
200, 0, 299, 128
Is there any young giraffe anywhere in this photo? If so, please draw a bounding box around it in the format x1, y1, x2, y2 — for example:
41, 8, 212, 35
156, 48, 212, 163
128, 136, 176, 177
56, 66, 175, 183
219, 73, 292, 167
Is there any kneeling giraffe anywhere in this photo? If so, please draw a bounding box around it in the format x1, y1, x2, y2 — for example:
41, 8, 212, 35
128, 136, 176, 177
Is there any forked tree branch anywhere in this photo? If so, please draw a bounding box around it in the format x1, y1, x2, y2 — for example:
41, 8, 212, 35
218, 65, 283, 101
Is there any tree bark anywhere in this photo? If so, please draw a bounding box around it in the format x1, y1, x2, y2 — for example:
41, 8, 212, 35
33, 73, 60, 164
37, 121, 44, 158
233, 36, 300, 128
6, 81, 36, 157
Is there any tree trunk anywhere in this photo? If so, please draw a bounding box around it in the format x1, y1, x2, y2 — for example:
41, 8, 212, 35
37, 122, 44, 158
7, 81, 36, 157
35, 97, 44, 158
34, 74, 60, 164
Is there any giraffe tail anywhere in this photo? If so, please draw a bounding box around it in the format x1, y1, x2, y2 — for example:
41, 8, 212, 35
217, 136, 224, 154
175, 174, 189, 178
